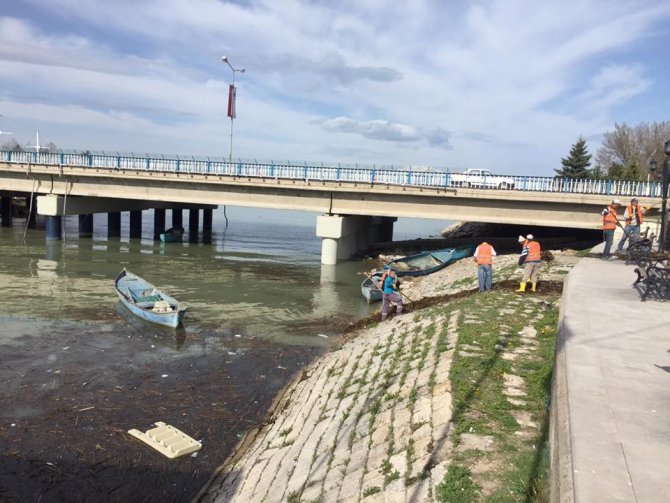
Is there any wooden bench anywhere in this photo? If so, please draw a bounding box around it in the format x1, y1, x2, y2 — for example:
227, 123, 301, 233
633, 259, 670, 301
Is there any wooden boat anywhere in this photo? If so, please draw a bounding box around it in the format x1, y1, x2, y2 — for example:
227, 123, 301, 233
385, 245, 476, 277
114, 269, 187, 328
159, 226, 184, 243
361, 272, 384, 303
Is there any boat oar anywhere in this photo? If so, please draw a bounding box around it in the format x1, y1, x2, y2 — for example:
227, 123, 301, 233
363, 272, 384, 293
396, 286, 415, 303
365, 272, 415, 303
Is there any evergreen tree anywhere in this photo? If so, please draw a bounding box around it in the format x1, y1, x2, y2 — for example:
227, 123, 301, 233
607, 163, 625, 179
623, 161, 640, 181
589, 165, 605, 180
555, 137, 592, 178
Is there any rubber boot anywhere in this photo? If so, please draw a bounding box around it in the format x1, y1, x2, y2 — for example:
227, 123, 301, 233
531, 282, 537, 292
516, 282, 526, 292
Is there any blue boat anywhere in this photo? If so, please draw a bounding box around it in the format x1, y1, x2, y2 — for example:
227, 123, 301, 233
361, 272, 384, 303
385, 245, 476, 277
159, 226, 184, 243
114, 269, 187, 328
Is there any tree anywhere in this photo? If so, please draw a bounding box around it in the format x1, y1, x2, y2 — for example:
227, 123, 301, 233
0, 138, 24, 152
589, 164, 605, 180
596, 121, 670, 180
623, 160, 641, 181
44, 142, 59, 153
607, 163, 625, 180
555, 137, 591, 179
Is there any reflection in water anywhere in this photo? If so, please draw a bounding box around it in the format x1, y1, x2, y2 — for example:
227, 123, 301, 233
0, 213, 377, 347
113, 301, 188, 350
312, 264, 339, 319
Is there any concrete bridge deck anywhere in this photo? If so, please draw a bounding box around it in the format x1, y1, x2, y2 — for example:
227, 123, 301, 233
0, 154, 663, 229
1, 152, 665, 263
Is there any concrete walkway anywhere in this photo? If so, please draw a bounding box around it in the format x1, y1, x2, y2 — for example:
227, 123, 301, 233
553, 256, 670, 502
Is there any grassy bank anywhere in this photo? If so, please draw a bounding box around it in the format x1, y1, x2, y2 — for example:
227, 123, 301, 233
434, 286, 560, 502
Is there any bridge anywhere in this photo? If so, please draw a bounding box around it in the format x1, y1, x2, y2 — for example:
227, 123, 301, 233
0, 150, 663, 263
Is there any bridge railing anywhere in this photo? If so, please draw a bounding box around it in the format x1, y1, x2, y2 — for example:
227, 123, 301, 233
0, 149, 661, 198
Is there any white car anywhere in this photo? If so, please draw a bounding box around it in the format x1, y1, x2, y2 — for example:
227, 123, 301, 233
449, 169, 516, 189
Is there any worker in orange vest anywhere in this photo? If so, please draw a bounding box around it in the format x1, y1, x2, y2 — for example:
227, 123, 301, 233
616, 198, 645, 253
474, 241, 497, 292
601, 199, 622, 259
517, 234, 541, 292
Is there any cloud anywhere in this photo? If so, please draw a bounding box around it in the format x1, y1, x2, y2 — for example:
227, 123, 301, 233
320, 117, 451, 149
581, 64, 651, 109
0, 0, 669, 174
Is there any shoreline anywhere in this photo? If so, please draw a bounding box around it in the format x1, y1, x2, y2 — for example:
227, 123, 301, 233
198, 249, 580, 502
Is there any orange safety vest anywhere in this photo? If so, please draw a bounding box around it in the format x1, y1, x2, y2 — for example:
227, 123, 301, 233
602, 205, 619, 230
476, 242, 494, 265
625, 204, 643, 226
526, 240, 541, 262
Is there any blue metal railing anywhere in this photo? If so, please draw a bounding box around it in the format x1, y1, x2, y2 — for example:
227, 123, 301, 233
0, 149, 661, 198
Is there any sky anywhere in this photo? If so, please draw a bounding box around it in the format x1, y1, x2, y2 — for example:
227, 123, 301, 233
1, 0, 669, 176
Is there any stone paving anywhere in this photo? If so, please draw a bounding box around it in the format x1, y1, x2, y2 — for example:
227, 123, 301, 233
200, 304, 463, 503
199, 251, 579, 503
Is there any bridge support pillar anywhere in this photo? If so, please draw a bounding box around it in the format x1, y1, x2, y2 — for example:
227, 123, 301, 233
79, 214, 93, 238
130, 211, 142, 239
172, 209, 183, 228
154, 208, 166, 240
46, 216, 62, 240
1, 196, 12, 227
316, 214, 397, 265
189, 209, 199, 242
203, 208, 213, 233
108, 212, 121, 238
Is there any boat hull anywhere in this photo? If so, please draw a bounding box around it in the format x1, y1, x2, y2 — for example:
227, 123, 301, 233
159, 226, 184, 243
115, 269, 187, 328
361, 273, 384, 302
386, 245, 476, 277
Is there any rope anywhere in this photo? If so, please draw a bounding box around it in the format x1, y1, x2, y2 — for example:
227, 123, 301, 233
22, 178, 37, 241
62, 180, 71, 240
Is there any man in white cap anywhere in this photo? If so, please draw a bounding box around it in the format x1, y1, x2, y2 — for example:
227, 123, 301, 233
517, 234, 542, 292
601, 199, 622, 259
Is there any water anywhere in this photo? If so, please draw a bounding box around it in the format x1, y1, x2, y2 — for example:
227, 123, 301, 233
0, 207, 449, 501
0, 207, 447, 346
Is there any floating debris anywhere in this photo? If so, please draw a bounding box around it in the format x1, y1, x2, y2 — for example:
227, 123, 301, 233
128, 422, 202, 459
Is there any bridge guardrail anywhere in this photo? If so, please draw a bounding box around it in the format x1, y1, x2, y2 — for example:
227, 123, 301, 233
0, 149, 661, 198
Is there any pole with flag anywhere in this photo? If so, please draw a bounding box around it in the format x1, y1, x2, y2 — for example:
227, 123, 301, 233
227, 84, 236, 119
221, 56, 245, 163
